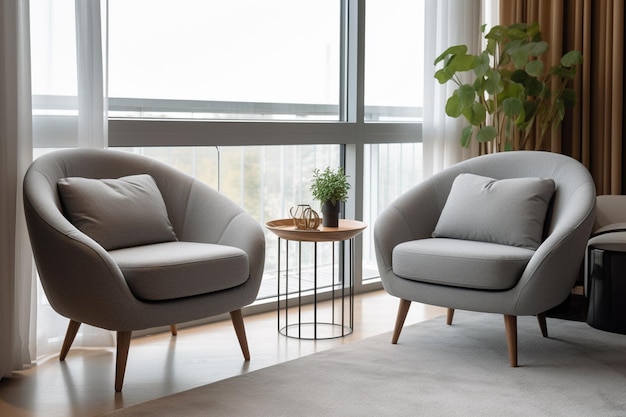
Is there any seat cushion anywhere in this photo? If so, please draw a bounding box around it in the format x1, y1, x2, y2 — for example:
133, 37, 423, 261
109, 241, 249, 301
587, 223, 626, 252
392, 238, 535, 290
57, 174, 177, 250
432, 173, 555, 250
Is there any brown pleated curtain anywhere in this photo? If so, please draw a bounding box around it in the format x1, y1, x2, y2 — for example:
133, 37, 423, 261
499, 0, 625, 195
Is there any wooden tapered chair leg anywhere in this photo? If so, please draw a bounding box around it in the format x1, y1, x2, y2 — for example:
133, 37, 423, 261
392, 299, 411, 344
60, 320, 81, 361
503, 315, 518, 367
446, 308, 455, 325
536, 313, 548, 337
169, 324, 178, 336
115, 331, 132, 392
230, 309, 250, 361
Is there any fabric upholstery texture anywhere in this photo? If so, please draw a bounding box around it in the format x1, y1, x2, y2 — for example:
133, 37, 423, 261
392, 238, 535, 290
109, 241, 249, 301
587, 229, 626, 252
586, 195, 626, 251
57, 174, 177, 250
432, 173, 555, 250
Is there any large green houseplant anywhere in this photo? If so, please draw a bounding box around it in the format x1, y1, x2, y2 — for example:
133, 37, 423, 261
310, 167, 350, 227
434, 22, 583, 151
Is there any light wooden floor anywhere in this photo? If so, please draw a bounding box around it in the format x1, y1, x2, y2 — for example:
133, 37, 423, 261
0, 290, 445, 417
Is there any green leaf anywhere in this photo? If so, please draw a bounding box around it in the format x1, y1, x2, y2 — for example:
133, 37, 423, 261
508, 28, 529, 40
508, 22, 529, 32
472, 76, 484, 92
498, 68, 514, 80
502, 97, 524, 117
460, 125, 473, 148
503, 40, 523, 55
523, 100, 538, 120
526, 22, 541, 40
447, 53, 478, 73
484, 69, 503, 95
550, 65, 576, 79
505, 82, 524, 98
560, 50, 583, 67
539, 85, 551, 100
474, 52, 490, 77
486, 38, 497, 56
434, 44, 467, 65
445, 95, 462, 117
499, 52, 511, 67
476, 126, 497, 142
434, 68, 455, 84
561, 88, 577, 107
525, 60, 544, 77
514, 106, 527, 125
525, 78, 544, 96
485, 25, 506, 41
524, 41, 548, 56
462, 102, 487, 126
511, 48, 529, 69
457, 84, 476, 107
517, 117, 534, 133
510, 69, 530, 84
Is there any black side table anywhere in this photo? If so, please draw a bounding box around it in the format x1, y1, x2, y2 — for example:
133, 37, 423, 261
586, 232, 626, 335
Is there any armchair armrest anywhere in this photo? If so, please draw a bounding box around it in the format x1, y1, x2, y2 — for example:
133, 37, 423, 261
374, 176, 448, 273
177, 180, 265, 282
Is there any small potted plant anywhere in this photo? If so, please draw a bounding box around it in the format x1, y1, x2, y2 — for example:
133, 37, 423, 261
310, 167, 350, 227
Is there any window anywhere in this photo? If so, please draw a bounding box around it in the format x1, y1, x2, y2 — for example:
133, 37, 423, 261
108, 0, 341, 121
362, 143, 423, 281
31, 0, 77, 101
365, 0, 424, 122
31, 0, 425, 304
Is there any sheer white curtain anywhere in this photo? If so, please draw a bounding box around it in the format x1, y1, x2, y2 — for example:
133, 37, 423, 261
0, 0, 35, 379
31, 0, 112, 357
75, 0, 108, 148
422, 0, 492, 176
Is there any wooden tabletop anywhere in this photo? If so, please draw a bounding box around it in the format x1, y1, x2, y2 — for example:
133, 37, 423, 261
266, 219, 367, 242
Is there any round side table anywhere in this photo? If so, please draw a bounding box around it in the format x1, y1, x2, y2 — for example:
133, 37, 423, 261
586, 228, 626, 334
266, 219, 367, 340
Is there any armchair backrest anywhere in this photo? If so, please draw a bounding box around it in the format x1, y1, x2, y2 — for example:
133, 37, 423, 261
422, 151, 596, 240
593, 195, 626, 232
24, 149, 242, 242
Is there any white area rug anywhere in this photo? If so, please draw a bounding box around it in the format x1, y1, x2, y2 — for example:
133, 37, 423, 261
102, 312, 626, 417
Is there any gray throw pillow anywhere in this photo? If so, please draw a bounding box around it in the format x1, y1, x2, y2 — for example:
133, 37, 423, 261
58, 174, 177, 250
432, 173, 555, 250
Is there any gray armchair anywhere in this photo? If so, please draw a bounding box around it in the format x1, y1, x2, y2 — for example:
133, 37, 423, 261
23, 148, 265, 391
374, 151, 596, 366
